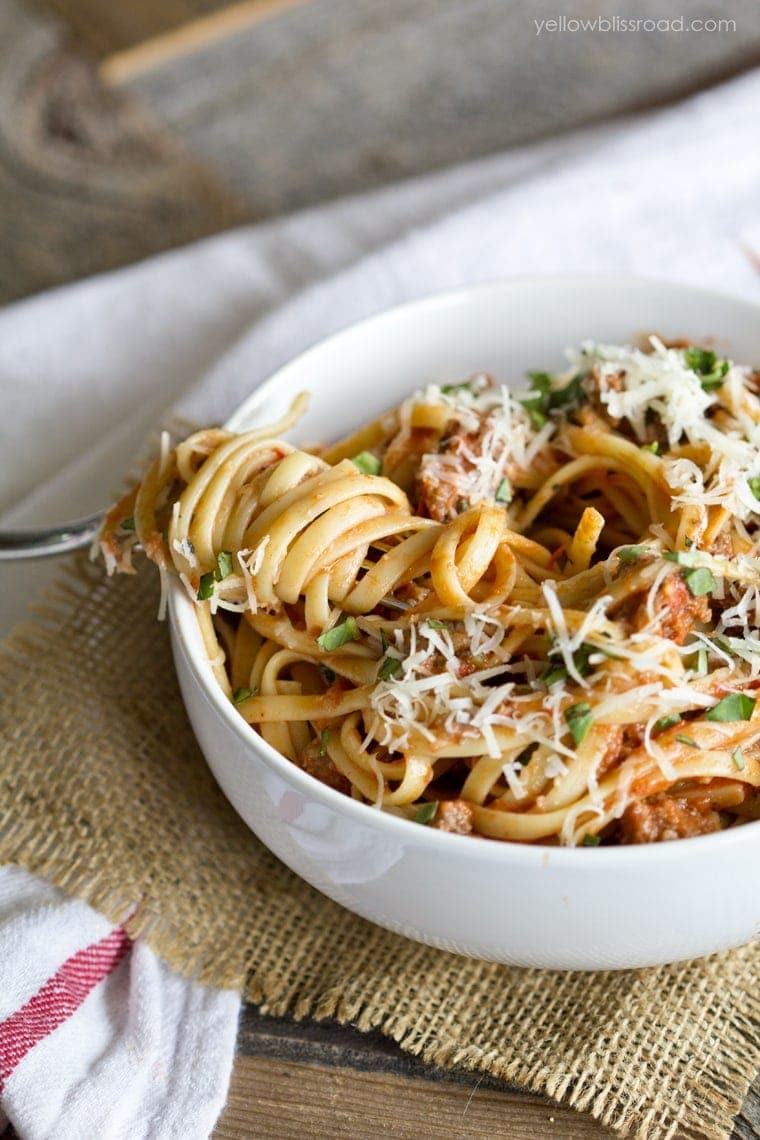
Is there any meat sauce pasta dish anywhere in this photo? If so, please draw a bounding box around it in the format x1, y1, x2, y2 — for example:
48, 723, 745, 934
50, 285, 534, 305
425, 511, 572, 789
100, 337, 760, 847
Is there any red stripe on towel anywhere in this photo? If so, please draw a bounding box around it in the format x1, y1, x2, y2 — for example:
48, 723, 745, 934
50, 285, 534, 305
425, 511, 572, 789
0, 927, 131, 1089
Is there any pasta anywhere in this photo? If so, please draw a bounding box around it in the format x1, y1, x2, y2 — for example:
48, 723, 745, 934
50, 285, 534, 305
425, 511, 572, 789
100, 338, 760, 846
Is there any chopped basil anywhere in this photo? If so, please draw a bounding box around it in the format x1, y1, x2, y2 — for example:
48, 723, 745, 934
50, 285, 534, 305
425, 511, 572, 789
684, 346, 730, 391
520, 369, 585, 428
197, 571, 216, 600
515, 743, 539, 767
732, 747, 746, 771
318, 664, 336, 685
699, 374, 728, 393
581, 834, 601, 847
653, 713, 682, 733
705, 692, 756, 722
215, 550, 234, 580
663, 550, 699, 566
120, 516, 136, 531
316, 617, 361, 652
413, 801, 439, 825
676, 733, 698, 747
351, 451, 381, 476
542, 664, 568, 686
685, 346, 715, 373
319, 728, 329, 755
749, 475, 760, 501
521, 375, 550, 429
575, 643, 595, 669
233, 687, 255, 704
641, 441, 660, 455
543, 643, 595, 686
565, 701, 593, 746
573, 644, 596, 674
495, 477, 512, 504
618, 545, 646, 561
525, 406, 548, 430
683, 566, 716, 597
378, 655, 402, 681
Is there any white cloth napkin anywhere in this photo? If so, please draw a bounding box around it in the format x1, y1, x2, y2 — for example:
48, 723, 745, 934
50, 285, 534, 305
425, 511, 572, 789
1, 65, 760, 1139
0, 870, 238, 1140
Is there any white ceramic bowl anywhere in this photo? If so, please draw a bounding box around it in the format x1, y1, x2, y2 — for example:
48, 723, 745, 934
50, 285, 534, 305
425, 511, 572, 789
170, 276, 760, 970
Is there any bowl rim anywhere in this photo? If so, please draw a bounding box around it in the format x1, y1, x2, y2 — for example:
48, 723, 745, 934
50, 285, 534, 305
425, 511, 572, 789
170, 273, 760, 866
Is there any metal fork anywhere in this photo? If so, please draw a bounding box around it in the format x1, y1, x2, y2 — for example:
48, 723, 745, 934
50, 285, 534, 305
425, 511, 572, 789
0, 512, 105, 561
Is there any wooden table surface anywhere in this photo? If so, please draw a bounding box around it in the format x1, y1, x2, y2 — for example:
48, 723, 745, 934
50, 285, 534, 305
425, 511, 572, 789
3, 1, 760, 1135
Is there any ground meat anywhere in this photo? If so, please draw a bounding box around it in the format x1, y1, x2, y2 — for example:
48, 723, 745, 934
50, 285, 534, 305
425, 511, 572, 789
709, 529, 734, 559
618, 792, 720, 844
623, 722, 647, 750
394, 580, 428, 606
634, 571, 711, 645
414, 420, 496, 522
300, 742, 351, 795
599, 367, 627, 393
595, 725, 625, 779
434, 799, 474, 835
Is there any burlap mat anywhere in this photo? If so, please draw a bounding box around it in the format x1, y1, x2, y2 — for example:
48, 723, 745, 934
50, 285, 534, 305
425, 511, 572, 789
1, 555, 758, 1140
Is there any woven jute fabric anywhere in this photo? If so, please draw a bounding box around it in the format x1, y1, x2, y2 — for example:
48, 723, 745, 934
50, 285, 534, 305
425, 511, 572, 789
1, 556, 758, 1140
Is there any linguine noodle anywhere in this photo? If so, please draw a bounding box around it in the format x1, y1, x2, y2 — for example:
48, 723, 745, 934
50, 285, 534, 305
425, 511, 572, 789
100, 338, 760, 846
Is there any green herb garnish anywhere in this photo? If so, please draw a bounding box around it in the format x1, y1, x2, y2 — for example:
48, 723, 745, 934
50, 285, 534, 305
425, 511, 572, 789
495, 478, 512, 504
683, 566, 716, 597
705, 692, 756, 723
515, 743, 539, 767
351, 451, 381, 476
197, 571, 216, 600
565, 702, 593, 746
525, 406, 547, 430
542, 664, 568, 686
316, 617, 361, 652
413, 802, 439, 825
521, 369, 586, 428
684, 346, 730, 391
663, 550, 699, 566
543, 643, 596, 686
653, 713, 682, 733
618, 545, 646, 561
215, 550, 234, 580
378, 656, 403, 681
